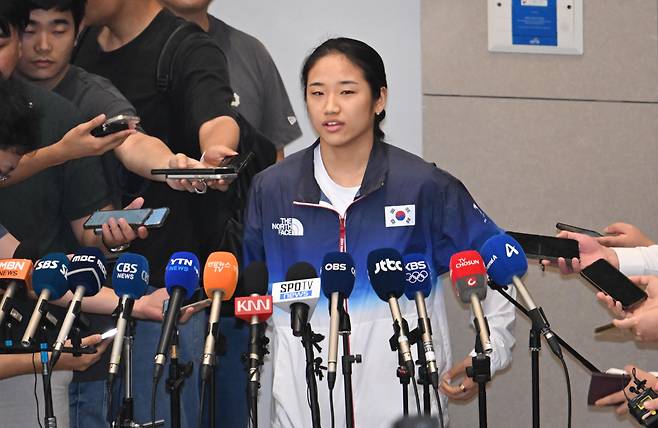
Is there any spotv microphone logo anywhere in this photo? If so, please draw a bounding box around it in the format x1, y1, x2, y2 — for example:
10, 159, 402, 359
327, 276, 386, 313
271, 218, 304, 236
373, 258, 403, 274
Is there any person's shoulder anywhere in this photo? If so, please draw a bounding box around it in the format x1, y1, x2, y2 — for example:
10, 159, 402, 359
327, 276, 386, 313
19, 81, 81, 134
252, 147, 307, 187
381, 142, 461, 188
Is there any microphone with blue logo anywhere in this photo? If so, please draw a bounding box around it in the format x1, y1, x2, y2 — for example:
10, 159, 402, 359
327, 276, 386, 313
153, 251, 200, 382
367, 248, 416, 378
51, 247, 106, 369
272, 262, 321, 336
480, 234, 562, 359
108, 253, 150, 383
21, 253, 70, 347
320, 252, 356, 391
403, 253, 439, 389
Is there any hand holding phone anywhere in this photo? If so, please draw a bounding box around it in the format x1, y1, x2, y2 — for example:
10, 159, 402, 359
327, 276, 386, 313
85, 207, 169, 231
151, 151, 254, 180
508, 231, 580, 263
91, 115, 140, 137
556, 222, 603, 238
581, 259, 647, 310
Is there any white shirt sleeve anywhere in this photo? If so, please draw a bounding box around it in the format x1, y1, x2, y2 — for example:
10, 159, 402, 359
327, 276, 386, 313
469, 285, 516, 377
613, 245, 658, 276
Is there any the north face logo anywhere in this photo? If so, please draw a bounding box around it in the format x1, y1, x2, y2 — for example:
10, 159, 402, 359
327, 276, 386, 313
272, 218, 304, 236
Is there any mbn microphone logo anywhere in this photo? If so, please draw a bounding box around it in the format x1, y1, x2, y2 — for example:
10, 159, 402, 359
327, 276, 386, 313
374, 258, 403, 274
0, 260, 27, 271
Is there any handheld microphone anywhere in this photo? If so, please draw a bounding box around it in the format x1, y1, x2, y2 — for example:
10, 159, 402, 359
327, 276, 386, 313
403, 253, 439, 389
234, 262, 272, 411
481, 234, 563, 358
449, 250, 493, 354
320, 252, 355, 390
272, 262, 321, 337
51, 248, 106, 368
21, 254, 69, 347
200, 251, 239, 381
153, 252, 200, 382
367, 248, 415, 377
0, 258, 33, 328
108, 253, 149, 382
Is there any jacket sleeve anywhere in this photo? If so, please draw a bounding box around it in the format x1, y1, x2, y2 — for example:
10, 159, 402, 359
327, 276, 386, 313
242, 173, 266, 268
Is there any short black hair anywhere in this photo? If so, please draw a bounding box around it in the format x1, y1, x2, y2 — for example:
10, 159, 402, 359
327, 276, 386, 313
0, 79, 40, 155
301, 37, 388, 141
25, 0, 86, 33
0, 0, 29, 37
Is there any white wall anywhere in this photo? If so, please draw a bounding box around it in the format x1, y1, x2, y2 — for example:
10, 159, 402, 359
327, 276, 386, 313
210, 0, 423, 156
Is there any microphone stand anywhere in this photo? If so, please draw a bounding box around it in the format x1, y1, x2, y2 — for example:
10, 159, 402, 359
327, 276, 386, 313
114, 317, 164, 427
338, 299, 361, 428
243, 324, 269, 428
492, 284, 602, 428
165, 330, 193, 428
300, 322, 324, 428
389, 318, 412, 415
467, 317, 491, 428
408, 327, 431, 415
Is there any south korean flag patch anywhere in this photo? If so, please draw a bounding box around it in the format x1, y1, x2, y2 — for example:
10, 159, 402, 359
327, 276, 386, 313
385, 205, 415, 228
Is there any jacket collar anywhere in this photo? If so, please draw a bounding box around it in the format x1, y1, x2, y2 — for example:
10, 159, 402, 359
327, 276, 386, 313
295, 138, 388, 203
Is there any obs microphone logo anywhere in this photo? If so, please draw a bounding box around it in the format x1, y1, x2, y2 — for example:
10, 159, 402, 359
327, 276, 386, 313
373, 258, 403, 274
323, 263, 356, 276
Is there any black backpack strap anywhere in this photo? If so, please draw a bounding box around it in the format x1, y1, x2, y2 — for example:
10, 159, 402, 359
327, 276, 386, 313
156, 21, 204, 93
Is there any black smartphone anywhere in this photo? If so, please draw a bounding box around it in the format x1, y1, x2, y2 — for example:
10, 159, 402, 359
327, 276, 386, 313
84, 208, 153, 229
143, 207, 169, 229
91, 115, 140, 137
218, 151, 254, 174
581, 259, 648, 310
150, 167, 237, 180
556, 222, 604, 238
508, 231, 580, 262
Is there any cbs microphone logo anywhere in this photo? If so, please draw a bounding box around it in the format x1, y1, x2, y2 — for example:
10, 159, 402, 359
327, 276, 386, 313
373, 258, 403, 274
115, 262, 148, 283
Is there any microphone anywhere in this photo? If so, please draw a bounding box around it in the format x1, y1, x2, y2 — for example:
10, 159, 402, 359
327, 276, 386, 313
234, 262, 272, 413
367, 248, 415, 377
200, 251, 239, 382
449, 250, 492, 354
272, 262, 321, 337
320, 252, 355, 390
153, 252, 200, 382
403, 253, 439, 389
51, 248, 106, 368
480, 234, 563, 358
107, 253, 150, 383
0, 258, 33, 328
21, 253, 70, 347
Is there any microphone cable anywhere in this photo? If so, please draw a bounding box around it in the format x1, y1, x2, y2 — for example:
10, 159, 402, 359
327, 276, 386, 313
32, 351, 43, 428
329, 387, 336, 428
432, 386, 445, 428
411, 375, 422, 415
151, 379, 158, 428
198, 378, 207, 428
106, 378, 114, 425
560, 357, 572, 428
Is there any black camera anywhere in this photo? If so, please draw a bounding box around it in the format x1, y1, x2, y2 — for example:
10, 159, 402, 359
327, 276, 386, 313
627, 370, 658, 427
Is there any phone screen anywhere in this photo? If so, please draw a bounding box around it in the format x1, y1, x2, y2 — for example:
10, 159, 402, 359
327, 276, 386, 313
84, 208, 152, 229
144, 207, 170, 228
581, 259, 647, 309
508, 231, 580, 261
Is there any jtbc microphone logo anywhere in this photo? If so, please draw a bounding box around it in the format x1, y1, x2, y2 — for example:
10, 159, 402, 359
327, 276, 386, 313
324, 263, 356, 275
35, 259, 68, 276
454, 257, 480, 269
72, 255, 107, 277
373, 258, 403, 274
115, 263, 149, 283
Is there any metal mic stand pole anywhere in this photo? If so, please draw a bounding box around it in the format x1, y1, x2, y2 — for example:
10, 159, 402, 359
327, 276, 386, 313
166, 329, 192, 428
467, 317, 491, 428
301, 322, 323, 428
338, 300, 360, 428
409, 327, 431, 415
37, 317, 57, 428
390, 319, 411, 416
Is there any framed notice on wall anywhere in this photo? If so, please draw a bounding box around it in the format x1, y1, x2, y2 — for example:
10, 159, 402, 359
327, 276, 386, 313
488, 0, 583, 55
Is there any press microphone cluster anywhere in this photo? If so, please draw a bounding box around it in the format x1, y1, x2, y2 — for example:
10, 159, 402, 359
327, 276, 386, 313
51, 247, 106, 368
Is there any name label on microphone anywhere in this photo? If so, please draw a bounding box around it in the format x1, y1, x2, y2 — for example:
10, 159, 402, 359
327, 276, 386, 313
0, 259, 33, 280
235, 296, 273, 322
271, 278, 321, 302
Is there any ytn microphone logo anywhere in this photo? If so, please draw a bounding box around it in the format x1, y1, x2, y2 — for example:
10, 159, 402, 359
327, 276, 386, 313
323, 263, 356, 275
35, 260, 68, 276
373, 258, 403, 274
169, 258, 199, 275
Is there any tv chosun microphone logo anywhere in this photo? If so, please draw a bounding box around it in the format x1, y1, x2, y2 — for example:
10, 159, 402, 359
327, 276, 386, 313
467, 276, 478, 287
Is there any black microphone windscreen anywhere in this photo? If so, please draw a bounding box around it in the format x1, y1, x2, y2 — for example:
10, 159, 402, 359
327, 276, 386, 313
243, 261, 269, 295
285, 262, 317, 281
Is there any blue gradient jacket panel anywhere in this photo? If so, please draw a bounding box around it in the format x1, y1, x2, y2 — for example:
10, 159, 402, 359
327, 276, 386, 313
243, 140, 516, 427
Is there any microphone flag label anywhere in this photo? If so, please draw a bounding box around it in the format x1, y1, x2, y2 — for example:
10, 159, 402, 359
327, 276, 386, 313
235, 295, 273, 322
385, 205, 415, 228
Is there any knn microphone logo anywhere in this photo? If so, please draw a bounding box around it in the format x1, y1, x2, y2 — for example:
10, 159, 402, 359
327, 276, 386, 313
271, 218, 304, 236
385, 205, 415, 228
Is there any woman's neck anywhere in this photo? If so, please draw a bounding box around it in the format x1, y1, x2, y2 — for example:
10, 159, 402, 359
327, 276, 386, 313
319, 135, 374, 188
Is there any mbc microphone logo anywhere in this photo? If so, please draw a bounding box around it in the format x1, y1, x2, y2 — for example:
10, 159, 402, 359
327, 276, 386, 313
373, 258, 403, 274
72, 255, 107, 277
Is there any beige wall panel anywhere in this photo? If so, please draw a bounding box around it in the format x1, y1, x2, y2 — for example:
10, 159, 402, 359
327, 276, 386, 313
422, 0, 658, 102
426, 95, 658, 427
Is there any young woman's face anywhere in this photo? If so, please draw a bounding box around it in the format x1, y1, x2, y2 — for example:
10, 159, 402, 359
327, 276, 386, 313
305, 53, 386, 150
